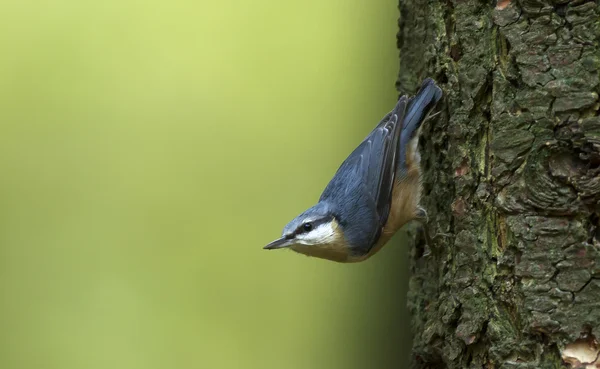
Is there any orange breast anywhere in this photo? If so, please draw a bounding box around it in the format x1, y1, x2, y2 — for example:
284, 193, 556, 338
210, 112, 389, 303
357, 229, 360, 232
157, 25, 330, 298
290, 244, 350, 262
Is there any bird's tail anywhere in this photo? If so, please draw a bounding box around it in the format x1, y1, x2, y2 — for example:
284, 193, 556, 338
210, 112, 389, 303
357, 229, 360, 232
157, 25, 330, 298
398, 78, 442, 173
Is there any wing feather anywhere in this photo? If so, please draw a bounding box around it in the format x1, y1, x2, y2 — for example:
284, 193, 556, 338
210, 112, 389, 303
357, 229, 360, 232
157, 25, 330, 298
320, 97, 408, 249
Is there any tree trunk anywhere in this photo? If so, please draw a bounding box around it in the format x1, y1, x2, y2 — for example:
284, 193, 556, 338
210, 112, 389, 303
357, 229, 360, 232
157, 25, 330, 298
396, 0, 600, 367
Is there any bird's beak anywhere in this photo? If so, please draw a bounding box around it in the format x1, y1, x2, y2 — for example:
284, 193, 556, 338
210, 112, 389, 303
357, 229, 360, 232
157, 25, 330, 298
263, 236, 294, 250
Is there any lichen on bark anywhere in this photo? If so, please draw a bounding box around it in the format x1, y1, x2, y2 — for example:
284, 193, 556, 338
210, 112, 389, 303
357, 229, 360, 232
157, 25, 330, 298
397, 0, 600, 367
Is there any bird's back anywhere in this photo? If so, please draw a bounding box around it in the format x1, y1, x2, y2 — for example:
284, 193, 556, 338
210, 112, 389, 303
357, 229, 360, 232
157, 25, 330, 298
324, 79, 442, 262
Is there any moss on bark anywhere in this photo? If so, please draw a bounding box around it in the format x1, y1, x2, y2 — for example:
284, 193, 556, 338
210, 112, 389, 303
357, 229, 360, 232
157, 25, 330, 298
397, 0, 600, 367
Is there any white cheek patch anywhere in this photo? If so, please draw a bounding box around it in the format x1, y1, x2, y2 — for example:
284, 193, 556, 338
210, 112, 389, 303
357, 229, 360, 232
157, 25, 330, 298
296, 222, 336, 245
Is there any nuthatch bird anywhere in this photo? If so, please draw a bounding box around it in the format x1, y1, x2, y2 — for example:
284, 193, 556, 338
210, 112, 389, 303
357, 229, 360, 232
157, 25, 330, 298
264, 78, 442, 263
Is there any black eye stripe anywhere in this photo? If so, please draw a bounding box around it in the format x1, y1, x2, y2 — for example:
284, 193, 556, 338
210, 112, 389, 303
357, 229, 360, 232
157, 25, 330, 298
296, 216, 333, 234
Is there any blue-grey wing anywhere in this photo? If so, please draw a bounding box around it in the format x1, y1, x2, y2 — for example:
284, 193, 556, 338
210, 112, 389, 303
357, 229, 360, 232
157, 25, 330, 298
320, 97, 408, 248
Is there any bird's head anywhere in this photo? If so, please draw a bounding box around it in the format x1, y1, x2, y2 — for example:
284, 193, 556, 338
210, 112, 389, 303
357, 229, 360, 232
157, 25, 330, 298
263, 202, 344, 253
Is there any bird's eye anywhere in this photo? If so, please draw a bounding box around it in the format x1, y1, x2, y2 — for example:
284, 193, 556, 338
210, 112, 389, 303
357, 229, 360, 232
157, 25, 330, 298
302, 223, 313, 232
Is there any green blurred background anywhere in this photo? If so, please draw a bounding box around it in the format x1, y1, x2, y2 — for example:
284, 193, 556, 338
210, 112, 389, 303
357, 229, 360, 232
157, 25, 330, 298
0, 1, 411, 368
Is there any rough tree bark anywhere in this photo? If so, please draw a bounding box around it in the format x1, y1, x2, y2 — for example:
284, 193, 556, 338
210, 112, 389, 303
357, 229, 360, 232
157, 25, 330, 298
396, 0, 600, 367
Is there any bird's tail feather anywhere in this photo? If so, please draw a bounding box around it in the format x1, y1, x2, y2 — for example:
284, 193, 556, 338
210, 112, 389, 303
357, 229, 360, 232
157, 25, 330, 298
398, 78, 442, 173
402, 78, 442, 143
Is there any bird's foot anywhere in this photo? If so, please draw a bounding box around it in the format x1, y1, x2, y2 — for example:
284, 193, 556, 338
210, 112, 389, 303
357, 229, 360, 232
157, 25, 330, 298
425, 110, 442, 122
414, 207, 451, 255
